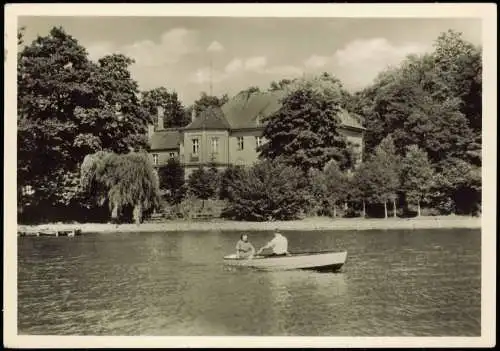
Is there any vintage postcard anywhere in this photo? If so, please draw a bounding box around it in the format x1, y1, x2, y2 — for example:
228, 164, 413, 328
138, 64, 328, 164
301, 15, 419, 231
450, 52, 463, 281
4, 3, 496, 348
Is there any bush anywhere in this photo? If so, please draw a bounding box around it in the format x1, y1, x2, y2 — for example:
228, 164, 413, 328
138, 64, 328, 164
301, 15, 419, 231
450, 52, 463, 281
222, 160, 310, 221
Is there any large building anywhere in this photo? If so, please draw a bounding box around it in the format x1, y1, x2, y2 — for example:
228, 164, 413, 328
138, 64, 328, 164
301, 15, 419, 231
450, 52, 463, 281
148, 90, 365, 178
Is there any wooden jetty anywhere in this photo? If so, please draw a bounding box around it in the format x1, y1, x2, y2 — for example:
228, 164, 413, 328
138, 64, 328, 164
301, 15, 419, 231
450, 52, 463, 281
18, 228, 82, 237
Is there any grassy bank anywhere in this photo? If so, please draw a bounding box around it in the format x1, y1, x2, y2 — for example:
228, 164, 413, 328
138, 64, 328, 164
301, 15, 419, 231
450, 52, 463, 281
17, 215, 481, 234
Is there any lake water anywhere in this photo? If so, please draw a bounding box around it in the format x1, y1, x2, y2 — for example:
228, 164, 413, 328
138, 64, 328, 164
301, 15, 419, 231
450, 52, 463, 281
18, 228, 481, 336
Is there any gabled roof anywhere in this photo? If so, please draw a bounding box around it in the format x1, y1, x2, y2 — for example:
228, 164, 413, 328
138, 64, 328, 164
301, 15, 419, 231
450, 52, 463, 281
221, 90, 365, 130
150, 129, 181, 150
221, 90, 286, 129
184, 106, 231, 131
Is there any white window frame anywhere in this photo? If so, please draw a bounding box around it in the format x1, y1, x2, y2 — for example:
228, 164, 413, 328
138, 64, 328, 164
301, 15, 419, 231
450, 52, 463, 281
255, 136, 263, 148
211, 137, 219, 154
169, 152, 176, 158
192, 138, 200, 155
237, 136, 244, 151
152, 154, 159, 165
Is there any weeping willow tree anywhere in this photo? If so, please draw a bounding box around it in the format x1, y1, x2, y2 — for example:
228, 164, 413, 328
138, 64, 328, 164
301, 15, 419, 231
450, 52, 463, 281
81, 151, 161, 223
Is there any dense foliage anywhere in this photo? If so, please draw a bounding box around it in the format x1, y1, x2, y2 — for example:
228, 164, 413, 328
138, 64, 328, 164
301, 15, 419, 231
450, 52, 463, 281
259, 74, 354, 173
158, 158, 186, 205
141, 87, 190, 128
222, 161, 310, 221
17, 27, 149, 221
17, 26, 482, 222
80, 151, 161, 223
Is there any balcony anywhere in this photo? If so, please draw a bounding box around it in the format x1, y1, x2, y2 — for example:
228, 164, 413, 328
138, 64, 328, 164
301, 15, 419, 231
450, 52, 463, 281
189, 154, 200, 162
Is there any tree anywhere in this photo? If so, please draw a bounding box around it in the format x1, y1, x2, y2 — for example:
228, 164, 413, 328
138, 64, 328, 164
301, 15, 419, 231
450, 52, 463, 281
17, 27, 149, 219
158, 158, 186, 205
431, 158, 481, 215
187, 166, 218, 208
238, 86, 260, 95
401, 145, 435, 216
219, 165, 245, 200
323, 161, 349, 218
259, 75, 351, 173
222, 161, 310, 221
374, 135, 401, 218
193, 92, 227, 116
141, 87, 189, 128
269, 78, 296, 91
80, 151, 161, 223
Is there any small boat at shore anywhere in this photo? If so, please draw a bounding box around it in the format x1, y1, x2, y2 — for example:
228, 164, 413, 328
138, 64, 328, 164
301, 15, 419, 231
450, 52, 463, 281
223, 250, 347, 272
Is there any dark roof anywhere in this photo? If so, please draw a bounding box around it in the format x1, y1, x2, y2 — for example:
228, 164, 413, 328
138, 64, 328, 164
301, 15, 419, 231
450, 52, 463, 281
150, 129, 181, 150
221, 90, 365, 130
184, 106, 231, 131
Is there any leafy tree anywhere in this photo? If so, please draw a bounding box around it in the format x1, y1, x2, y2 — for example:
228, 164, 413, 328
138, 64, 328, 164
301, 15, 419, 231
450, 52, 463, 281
219, 165, 245, 200
187, 166, 218, 208
222, 161, 310, 221
141, 87, 189, 128
17, 27, 148, 219
158, 158, 186, 205
431, 158, 481, 215
374, 135, 401, 217
238, 86, 261, 95
268, 78, 296, 91
323, 161, 349, 218
80, 151, 161, 223
401, 145, 435, 216
259, 75, 351, 173
193, 92, 227, 116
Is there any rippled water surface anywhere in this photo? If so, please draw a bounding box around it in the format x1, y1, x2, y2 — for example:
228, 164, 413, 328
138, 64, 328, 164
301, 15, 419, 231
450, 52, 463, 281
18, 228, 481, 336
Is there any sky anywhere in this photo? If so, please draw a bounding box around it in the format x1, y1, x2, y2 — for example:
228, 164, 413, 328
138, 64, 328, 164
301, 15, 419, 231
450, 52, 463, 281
18, 16, 482, 106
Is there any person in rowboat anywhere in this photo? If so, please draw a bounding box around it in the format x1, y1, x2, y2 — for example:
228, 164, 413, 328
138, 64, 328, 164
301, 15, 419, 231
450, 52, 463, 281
256, 229, 289, 257
236, 233, 255, 259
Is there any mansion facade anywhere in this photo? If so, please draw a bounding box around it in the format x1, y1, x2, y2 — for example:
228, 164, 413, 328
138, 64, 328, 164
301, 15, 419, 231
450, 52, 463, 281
148, 90, 365, 178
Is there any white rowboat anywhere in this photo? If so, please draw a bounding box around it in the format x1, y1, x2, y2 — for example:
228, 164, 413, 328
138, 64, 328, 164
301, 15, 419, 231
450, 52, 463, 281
223, 250, 347, 272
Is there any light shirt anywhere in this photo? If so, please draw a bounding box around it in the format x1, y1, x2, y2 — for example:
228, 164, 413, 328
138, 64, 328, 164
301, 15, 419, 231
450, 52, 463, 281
264, 234, 288, 255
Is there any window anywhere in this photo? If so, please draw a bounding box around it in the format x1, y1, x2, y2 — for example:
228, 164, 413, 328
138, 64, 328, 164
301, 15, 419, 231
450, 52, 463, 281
169, 152, 175, 158
237, 136, 244, 151
152, 154, 159, 165
211, 137, 219, 154
256, 115, 261, 126
255, 136, 263, 148
192, 138, 199, 155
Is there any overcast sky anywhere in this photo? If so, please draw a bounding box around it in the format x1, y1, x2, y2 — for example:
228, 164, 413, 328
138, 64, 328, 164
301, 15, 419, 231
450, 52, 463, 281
19, 17, 482, 105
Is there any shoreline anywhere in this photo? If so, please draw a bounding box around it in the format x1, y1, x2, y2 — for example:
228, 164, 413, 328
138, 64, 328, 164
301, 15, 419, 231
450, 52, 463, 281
17, 215, 481, 234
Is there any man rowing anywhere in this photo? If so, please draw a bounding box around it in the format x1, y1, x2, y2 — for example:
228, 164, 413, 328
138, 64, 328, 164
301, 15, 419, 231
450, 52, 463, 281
256, 229, 289, 257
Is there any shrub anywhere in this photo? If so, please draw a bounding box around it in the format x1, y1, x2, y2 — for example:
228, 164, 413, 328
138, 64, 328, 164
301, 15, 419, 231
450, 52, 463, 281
222, 160, 310, 221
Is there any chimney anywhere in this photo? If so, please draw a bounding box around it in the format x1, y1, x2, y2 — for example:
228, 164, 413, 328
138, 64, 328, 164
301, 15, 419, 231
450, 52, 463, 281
191, 107, 196, 122
147, 124, 155, 141
157, 106, 164, 130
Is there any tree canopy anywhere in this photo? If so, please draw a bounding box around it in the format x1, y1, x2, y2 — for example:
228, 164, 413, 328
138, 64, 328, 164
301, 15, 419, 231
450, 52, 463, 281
141, 87, 190, 128
259, 74, 352, 173
18, 27, 148, 214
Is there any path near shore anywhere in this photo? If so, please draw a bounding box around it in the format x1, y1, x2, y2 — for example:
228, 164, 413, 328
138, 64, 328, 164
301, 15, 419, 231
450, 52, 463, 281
18, 215, 481, 234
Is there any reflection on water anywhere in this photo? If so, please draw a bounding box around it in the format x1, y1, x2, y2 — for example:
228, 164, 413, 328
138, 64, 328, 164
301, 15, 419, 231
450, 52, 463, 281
18, 229, 480, 336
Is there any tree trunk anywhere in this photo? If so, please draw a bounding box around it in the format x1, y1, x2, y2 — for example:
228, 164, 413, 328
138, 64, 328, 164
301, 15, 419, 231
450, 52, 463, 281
111, 202, 119, 222
393, 198, 397, 218
344, 202, 348, 210
333, 204, 337, 218
417, 200, 421, 217
362, 200, 366, 218
133, 203, 142, 225
384, 201, 388, 219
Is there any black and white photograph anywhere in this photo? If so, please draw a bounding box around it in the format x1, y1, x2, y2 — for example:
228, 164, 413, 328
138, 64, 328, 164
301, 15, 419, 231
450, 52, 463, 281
4, 3, 496, 348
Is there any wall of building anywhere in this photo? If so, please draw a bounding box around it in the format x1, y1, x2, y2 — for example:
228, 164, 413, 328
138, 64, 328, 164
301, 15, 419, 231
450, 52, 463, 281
181, 130, 230, 167
149, 150, 179, 167
228, 129, 267, 166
